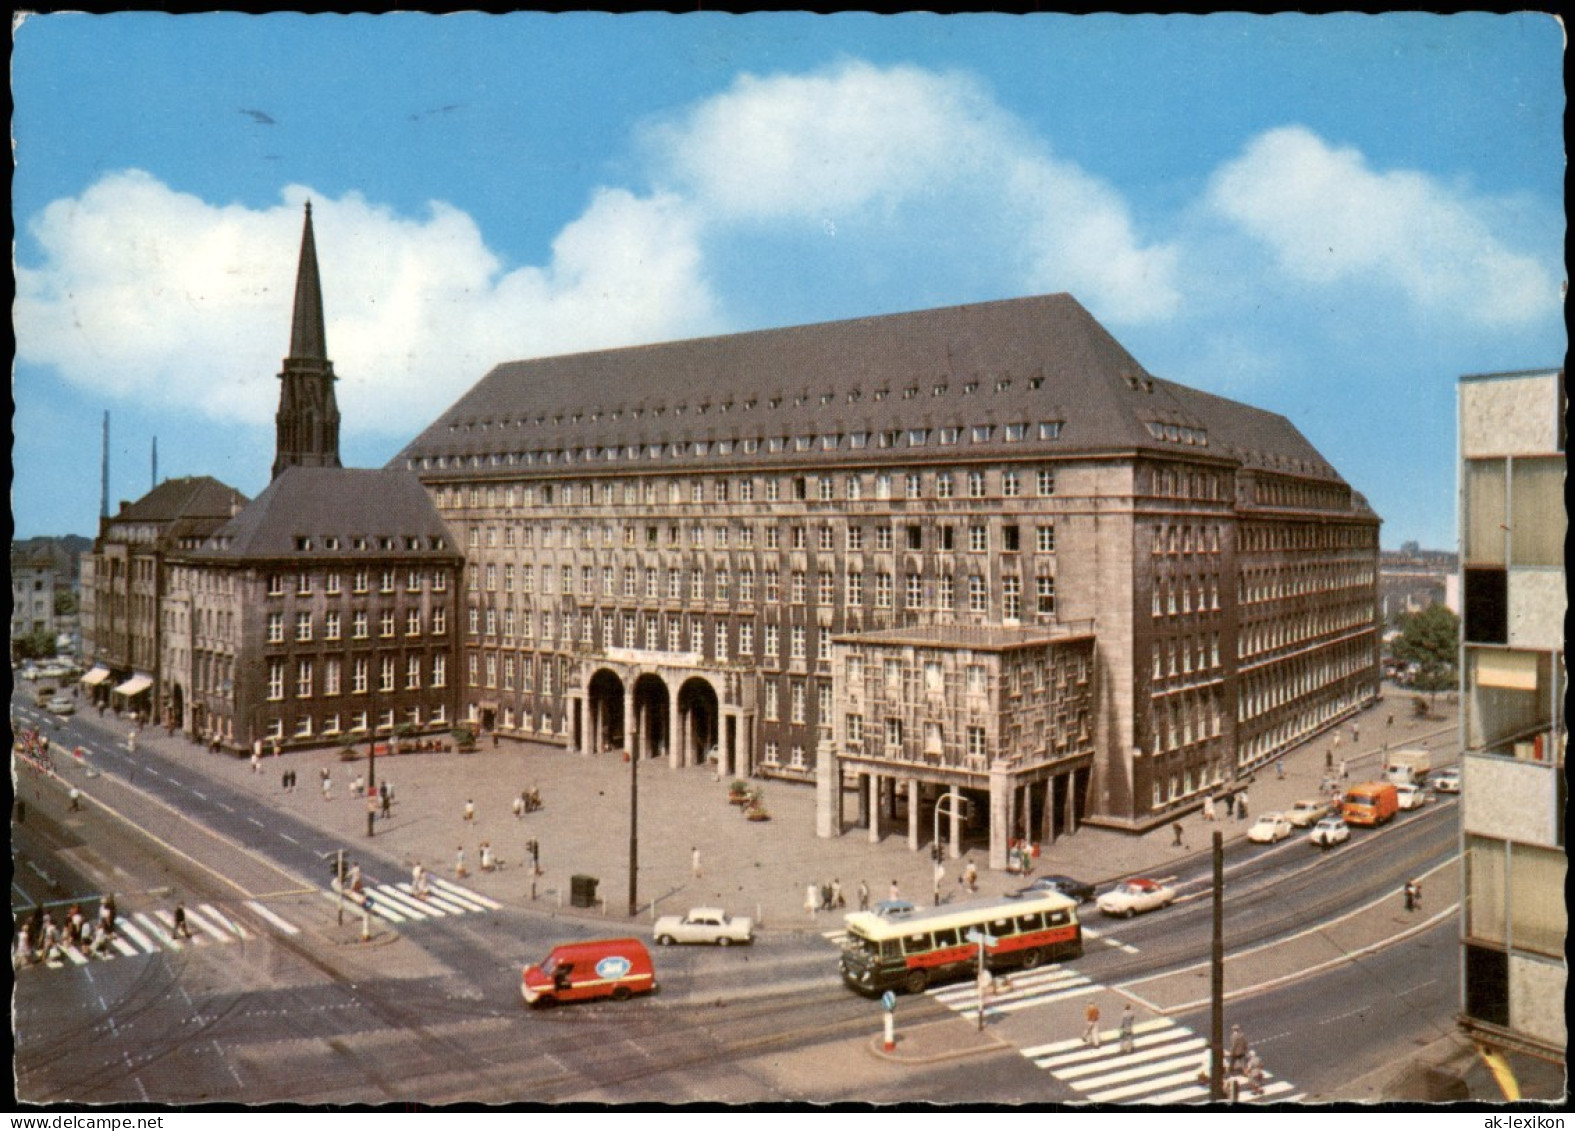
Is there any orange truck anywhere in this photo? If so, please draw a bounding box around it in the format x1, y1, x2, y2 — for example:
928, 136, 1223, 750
1341, 781, 1400, 827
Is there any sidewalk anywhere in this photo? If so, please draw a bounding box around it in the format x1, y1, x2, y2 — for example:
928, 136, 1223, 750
47, 685, 1458, 934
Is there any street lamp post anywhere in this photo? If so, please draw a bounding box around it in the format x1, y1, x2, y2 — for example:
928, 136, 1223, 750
932, 790, 970, 906
627, 709, 639, 918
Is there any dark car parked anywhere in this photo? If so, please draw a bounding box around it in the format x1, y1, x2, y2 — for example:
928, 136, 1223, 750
1006, 874, 1097, 903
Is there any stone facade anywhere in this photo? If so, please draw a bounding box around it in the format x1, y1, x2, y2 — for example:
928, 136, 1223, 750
395, 293, 1382, 832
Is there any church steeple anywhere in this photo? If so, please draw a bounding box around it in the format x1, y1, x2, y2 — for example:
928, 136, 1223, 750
273, 202, 342, 480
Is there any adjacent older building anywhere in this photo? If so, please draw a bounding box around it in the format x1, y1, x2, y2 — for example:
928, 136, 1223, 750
1456, 367, 1566, 1068
160, 203, 462, 754
395, 293, 1382, 840
81, 475, 249, 715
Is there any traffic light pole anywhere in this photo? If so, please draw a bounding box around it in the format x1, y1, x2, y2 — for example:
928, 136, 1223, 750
1210, 829, 1225, 1100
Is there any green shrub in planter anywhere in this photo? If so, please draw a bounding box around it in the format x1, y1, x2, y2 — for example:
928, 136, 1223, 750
337, 745, 362, 762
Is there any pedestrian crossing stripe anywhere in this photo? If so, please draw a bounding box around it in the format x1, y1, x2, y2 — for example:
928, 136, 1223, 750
319, 878, 498, 924
198, 903, 253, 940
1078, 925, 1141, 954
245, 900, 301, 935
930, 965, 1097, 1021
1022, 1017, 1298, 1105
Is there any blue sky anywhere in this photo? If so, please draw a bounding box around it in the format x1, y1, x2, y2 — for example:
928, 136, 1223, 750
13, 12, 1565, 549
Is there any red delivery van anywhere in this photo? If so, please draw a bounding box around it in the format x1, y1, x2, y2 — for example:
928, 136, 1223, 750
521, 938, 656, 1008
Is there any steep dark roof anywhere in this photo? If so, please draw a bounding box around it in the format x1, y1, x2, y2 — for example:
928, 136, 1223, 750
114, 476, 249, 523
188, 467, 456, 561
288, 202, 328, 363
393, 293, 1349, 486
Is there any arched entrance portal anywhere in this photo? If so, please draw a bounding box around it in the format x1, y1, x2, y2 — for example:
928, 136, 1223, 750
677, 677, 720, 769
587, 669, 626, 755
631, 673, 669, 761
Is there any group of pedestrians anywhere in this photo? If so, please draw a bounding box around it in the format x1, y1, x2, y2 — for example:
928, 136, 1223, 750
805, 878, 847, 915
14, 896, 121, 967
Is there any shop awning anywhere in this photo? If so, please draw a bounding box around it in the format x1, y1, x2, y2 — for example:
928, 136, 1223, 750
114, 674, 153, 697
81, 666, 112, 687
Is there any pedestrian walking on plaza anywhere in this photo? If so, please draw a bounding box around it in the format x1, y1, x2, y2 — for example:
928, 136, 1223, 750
512, 794, 525, 820
463, 799, 476, 822
455, 846, 468, 878
322, 775, 333, 801
1228, 1024, 1249, 1074
172, 900, 193, 941
1339, 759, 1348, 781
1325, 749, 1334, 771
1082, 1001, 1102, 1047
251, 748, 261, 774
963, 861, 978, 893
821, 880, 834, 911
128, 731, 136, 755
411, 861, 429, 899
68, 787, 81, 811
1223, 792, 1235, 819
857, 880, 870, 911
1276, 758, 1284, 780
348, 861, 362, 893
1203, 795, 1217, 822
889, 879, 900, 902
1238, 793, 1249, 821
691, 846, 702, 879
1351, 723, 1360, 744
805, 883, 819, 918
480, 843, 495, 872
381, 788, 392, 820
1172, 821, 1185, 848
832, 878, 845, 908
282, 768, 290, 792
1119, 1004, 1136, 1055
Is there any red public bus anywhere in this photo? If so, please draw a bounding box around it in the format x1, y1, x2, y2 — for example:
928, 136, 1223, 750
838, 891, 1082, 995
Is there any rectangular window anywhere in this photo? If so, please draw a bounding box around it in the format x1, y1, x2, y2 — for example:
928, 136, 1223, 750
1002, 471, 1020, 497
295, 612, 312, 642
324, 658, 342, 696
1003, 575, 1021, 620
431, 655, 446, 690
970, 526, 988, 553
885, 717, 903, 748
406, 609, 422, 636
968, 471, 985, 498
267, 612, 284, 644
325, 611, 341, 641
790, 680, 806, 723
847, 572, 864, 605
326, 572, 342, 595
846, 713, 864, 744
406, 656, 421, 690
1003, 526, 1020, 552
352, 657, 369, 694
1038, 524, 1056, 554
765, 624, 780, 659
847, 527, 864, 551
969, 575, 987, 613
432, 608, 447, 635
939, 574, 955, 609
380, 656, 396, 693
268, 660, 285, 701
791, 625, 806, 660
739, 623, 754, 655
381, 610, 396, 638
1037, 469, 1056, 496
874, 573, 892, 608
1037, 576, 1056, 616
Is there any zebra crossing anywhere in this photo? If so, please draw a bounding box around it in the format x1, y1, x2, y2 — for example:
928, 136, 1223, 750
1023, 1017, 1303, 1104
928, 963, 1097, 1022
320, 875, 501, 925
28, 902, 260, 969
21, 876, 500, 972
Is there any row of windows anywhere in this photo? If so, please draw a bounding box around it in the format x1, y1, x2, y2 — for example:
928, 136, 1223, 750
266, 654, 449, 700
1238, 562, 1375, 603
286, 534, 447, 553
1151, 635, 1224, 681
1151, 524, 1224, 555
445, 468, 1059, 512
266, 569, 450, 597
1239, 522, 1376, 553
1151, 576, 1222, 618
424, 424, 1066, 473
448, 378, 1050, 436
1147, 688, 1225, 754
1251, 475, 1349, 511
267, 608, 448, 643
843, 713, 992, 762
265, 704, 449, 743
1238, 601, 1373, 660
1237, 641, 1372, 724
471, 518, 1058, 556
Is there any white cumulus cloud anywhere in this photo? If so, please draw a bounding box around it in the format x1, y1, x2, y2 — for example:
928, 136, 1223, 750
1206, 125, 1560, 327
15, 171, 719, 435
647, 59, 1182, 322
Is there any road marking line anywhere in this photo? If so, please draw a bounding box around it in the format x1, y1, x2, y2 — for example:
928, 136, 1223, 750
183, 905, 232, 943
322, 889, 408, 923
431, 876, 501, 910
1022, 1017, 1175, 1058
116, 918, 157, 953
152, 909, 197, 945
111, 936, 138, 956
1040, 1032, 1204, 1073
190, 789, 208, 801
279, 833, 301, 846
1064, 1044, 1210, 1088
376, 885, 444, 918
243, 901, 300, 936
1087, 1066, 1204, 1103
199, 903, 252, 939
133, 912, 180, 950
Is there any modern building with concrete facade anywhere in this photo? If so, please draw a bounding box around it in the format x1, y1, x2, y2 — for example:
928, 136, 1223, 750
1456, 367, 1566, 1068
395, 292, 1382, 836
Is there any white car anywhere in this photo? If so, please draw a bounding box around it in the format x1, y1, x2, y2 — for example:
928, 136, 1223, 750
1097, 878, 1176, 918
1431, 768, 1461, 794
46, 695, 76, 716
1247, 813, 1294, 844
1395, 784, 1429, 811
653, 907, 754, 947
1285, 799, 1332, 828
1308, 816, 1350, 848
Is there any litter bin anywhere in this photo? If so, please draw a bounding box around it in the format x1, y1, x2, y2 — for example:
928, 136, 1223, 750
570, 874, 599, 908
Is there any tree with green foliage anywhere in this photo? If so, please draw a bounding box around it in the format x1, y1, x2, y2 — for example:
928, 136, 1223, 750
1392, 603, 1460, 698
11, 629, 57, 662
54, 590, 78, 616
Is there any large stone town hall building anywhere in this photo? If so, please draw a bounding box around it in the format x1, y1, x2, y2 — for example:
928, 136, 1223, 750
84, 206, 1381, 863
